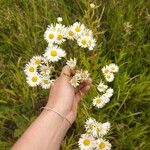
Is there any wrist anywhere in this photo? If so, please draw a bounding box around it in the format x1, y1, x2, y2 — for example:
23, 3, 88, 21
45, 103, 69, 116
41, 107, 72, 128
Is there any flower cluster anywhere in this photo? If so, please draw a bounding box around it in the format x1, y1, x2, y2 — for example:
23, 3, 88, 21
44, 21, 96, 52
102, 64, 119, 82
24, 56, 54, 89
66, 58, 90, 88
92, 64, 119, 108
78, 118, 111, 150
93, 86, 114, 108
70, 69, 90, 88
24, 18, 96, 88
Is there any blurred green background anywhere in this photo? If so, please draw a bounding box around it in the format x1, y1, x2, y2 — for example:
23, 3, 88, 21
0, 0, 150, 149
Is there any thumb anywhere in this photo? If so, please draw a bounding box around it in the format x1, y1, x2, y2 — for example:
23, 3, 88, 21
60, 65, 72, 80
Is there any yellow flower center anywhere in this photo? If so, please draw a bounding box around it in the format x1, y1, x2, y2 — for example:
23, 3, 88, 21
107, 75, 111, 79
83, 139, 90, 146
99, 142, 106, 149
29, 67, 35, 72
68, 30, 74, 36
49, 33, 54, 39
35, 59, 41, 65
57, 34, 63, 40
96, 98, 102, 104
81, 39, 87, 45
75, 26, 81, 32
44, 80, 49, 84
50, 50, 57, 57
104, 69, 109, 74
31, 76, 38, 82
111, 67, 115, 71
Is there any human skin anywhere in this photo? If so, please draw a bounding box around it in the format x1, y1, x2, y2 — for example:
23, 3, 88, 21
12, 65, 92, 150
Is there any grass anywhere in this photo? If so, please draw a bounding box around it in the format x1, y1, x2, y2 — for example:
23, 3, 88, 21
0, 0, 150, 149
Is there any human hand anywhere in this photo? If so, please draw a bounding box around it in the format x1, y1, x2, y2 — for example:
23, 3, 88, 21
45, 65, 92, 124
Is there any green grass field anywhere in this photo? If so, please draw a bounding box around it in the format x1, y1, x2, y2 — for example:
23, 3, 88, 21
0, 0, 150, 149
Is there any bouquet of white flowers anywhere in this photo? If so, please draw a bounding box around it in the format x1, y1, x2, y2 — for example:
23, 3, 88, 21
24, 17, 119, 150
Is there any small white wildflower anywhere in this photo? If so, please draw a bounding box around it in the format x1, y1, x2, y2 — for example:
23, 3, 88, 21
93, 95, 109, 108
26, 73, 41, 87
104, 72, 114, 82
72, 22, 85, 37
97, 81, 108, 93
66, 58, 77, 69
104, 88, 114, 98
64, 26, 76, 40
70, 76, 80, 87
44, 25, 57, 44
30, 56, 43, 66
44, 45, 66, 62
102, 66, 111, 75
88, 38, 96, 50
80, 70, 90, 81
57, 17, 63, 23
85, 118, 97, 133
77, 36, 89, 48
24, 63, 37, 76
95, 138, 111, 150
40, 65, 53, 77
41, 77, 54, 89
108, 63, 119, 73
92, 122, 110, 138
78, 134, 95, 150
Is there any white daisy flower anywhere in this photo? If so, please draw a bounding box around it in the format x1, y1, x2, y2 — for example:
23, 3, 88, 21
108, 63, 119, 73
55, 24, 66, 44
74, 72, 82, 80
56, 31, 66, 44
64, 26, 76, 40
88, 38, 96, 50
26, 73, 41, 87
80, 70, 90, 81
102, 122, 111, 134
55, 23, 65, 32
40, 65, 54, 77
92, 122, 111, 138
70, 76, 80, 87
104, 72, 114, 82
44, 25, 57, 44
90, 3, 95, 9
102, 66, 111, 75
41, 77, 54, 89
78, 134, 95, 150
85, 118, 96, 127
77, 36, 89, 48
30, 56, 43, 66
102, 94, 110, 103
93, 95, 110, 108
85, 118, 97, 133
24, 63, 37, 76
95, 138, 111, 150
83, 29, 93, 37
44, 45, 66, 62
104, 88, 114, 98
57, 17, 63, 23
72, 22, 85, 37
66, 58, 77, 69
97, 81, 108, 93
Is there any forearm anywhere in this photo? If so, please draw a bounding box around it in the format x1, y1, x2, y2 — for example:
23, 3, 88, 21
12, 109, 70, 150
